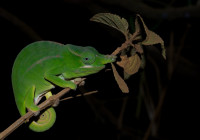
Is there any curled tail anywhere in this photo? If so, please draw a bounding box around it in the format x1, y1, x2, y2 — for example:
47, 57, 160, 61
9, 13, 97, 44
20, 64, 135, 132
29, 91, 56, 132
29, 107, 56, 132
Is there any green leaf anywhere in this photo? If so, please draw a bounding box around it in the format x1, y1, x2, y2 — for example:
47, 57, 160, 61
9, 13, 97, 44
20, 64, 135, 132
90, 13, 129, 37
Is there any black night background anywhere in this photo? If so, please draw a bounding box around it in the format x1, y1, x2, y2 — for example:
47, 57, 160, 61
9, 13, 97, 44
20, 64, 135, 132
0, 0, 199, 140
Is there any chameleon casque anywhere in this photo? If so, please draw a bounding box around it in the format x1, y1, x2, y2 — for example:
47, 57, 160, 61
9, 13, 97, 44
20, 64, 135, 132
12, 41, 116, 132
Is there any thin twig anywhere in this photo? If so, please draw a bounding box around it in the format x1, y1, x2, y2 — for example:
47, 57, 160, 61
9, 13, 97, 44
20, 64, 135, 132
111, 42, 128, 56
173, 24, 191, 73
117, 97, 128, 129
143, 87, 167, 140
111, 30, 140, 56
60, 90, 98, 101
168, 31, 174, 80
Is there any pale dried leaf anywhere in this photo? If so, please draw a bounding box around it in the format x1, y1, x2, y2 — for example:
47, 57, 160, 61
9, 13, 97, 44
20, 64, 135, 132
116, 55, 128, 68
111, 63, 129, 93
142, 30, 163, 45
124, 71, 131, 80
116, 54, 141, 79
124, 54, 141, 75
135, 14, 166, 59
161, 43, 166, 59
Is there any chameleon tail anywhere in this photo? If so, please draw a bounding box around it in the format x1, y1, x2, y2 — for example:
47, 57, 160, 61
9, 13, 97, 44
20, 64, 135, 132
29, 107, 56, 132
29, 91, 56, 132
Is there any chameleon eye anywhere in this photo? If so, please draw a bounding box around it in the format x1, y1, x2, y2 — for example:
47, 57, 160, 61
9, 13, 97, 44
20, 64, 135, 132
81, 52, 95, 65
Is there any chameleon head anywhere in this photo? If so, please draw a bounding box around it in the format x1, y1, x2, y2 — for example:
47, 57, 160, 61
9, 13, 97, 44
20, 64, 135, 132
67, 45, 116, 76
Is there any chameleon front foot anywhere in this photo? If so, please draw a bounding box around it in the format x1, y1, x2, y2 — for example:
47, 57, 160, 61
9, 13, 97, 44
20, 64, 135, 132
44, 74, 77, 90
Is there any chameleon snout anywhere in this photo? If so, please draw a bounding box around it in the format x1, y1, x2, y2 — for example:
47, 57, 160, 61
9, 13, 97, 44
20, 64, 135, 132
102, 55, 117, 64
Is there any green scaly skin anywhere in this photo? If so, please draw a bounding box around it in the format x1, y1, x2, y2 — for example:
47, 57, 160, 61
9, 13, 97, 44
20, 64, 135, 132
12, 41, 116, 132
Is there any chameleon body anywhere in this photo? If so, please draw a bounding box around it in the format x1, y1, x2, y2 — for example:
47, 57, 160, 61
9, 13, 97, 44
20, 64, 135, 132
12, 41, 116, 132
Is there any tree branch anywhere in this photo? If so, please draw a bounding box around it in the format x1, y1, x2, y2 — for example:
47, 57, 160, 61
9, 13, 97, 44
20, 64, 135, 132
0, 78, 86, 140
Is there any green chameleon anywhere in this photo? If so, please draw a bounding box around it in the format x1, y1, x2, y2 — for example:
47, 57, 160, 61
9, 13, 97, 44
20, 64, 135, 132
12, 41, 116, 132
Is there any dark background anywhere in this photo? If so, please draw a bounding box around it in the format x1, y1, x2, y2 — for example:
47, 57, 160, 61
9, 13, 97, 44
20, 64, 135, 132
0, 0, 199, 140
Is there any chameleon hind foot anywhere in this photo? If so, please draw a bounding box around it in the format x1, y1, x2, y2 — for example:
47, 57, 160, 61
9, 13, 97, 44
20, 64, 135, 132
25, 85, 40, 116
44, 74, 77, 90
28, 109, 40, 116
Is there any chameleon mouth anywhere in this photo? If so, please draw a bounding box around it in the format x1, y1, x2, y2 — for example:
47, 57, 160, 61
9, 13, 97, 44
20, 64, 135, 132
81, 65, 105, 71
81, 65, 93, 68
81, 65, 104, 69
80, 65, 105, 72
73, 65, 105, 77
